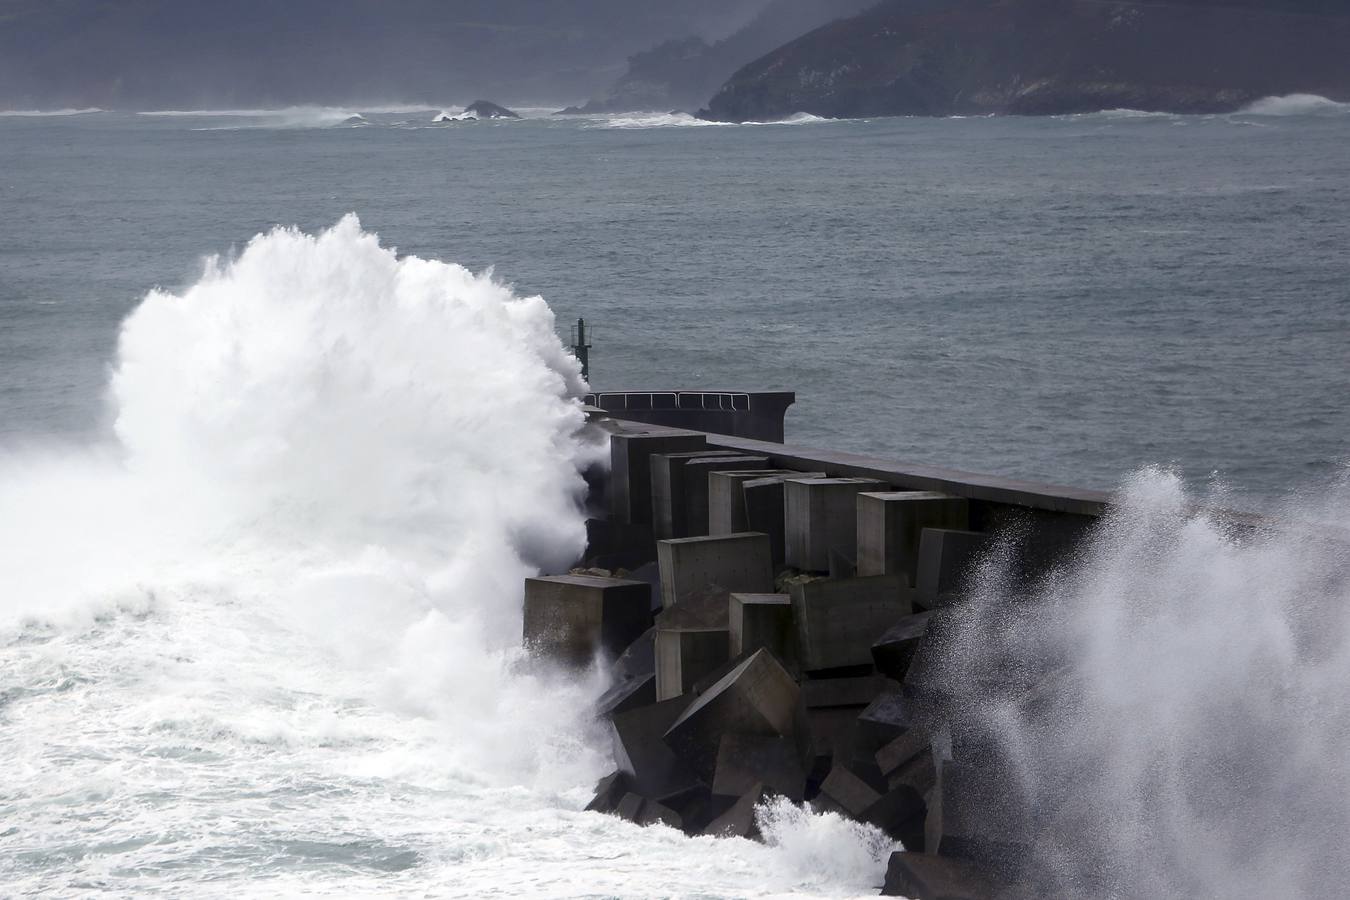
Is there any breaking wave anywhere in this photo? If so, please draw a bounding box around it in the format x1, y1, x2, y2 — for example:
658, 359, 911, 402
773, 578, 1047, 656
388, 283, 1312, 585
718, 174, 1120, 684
593, 110, 839, 129
0, 107, 104, 117
0, 216, 891, 896
1241, 94, 1350, 117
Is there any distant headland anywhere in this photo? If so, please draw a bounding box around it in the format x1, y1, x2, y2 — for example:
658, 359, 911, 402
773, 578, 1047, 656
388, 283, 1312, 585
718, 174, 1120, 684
699, 0, 1350, 121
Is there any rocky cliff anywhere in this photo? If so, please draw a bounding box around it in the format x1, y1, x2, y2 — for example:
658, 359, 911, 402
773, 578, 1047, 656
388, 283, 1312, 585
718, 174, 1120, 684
576, 0, 876, 113
700, 0, 1350, 120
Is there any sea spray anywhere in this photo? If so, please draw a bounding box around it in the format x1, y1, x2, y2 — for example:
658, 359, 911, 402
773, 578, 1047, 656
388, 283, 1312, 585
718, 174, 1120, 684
0, 217, 894, 896
936, 467, 1350, 898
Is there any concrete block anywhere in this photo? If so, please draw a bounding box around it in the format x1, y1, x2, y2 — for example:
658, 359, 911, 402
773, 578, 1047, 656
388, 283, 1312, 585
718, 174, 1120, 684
655, 627, 730, 701
583, 517, 655, 571
610, 430, 707, 525
871, 611, 935, 681
801, 673, 890, 710
929, 759, 1032, 874
611, 626, 655, 682
615, 792, 645, 822
712, 734, 806, 803
876, 729, 932, 784
637, 799, 683, 829
728, 593, 797, 672
595, 672, 657, 719
657, 532, 773, 610
610, 696, 701, 799
881, 851, 997, 899
663, 648, 802, 782
681, 455, 771, 538
708, 470, 798, 535
857, 690, 917, 754
584, 771, 631, 813
816, 764, 882, 818
789, 575, 911, 672
522, 575, 654, 667
701, 783, 769, 840
856, 492, 969, 583
650, 451, 752, 539
784, 477, 887, 573
915, 528, 991, 608
818, 763, 927, 843
742, 477, 789, 568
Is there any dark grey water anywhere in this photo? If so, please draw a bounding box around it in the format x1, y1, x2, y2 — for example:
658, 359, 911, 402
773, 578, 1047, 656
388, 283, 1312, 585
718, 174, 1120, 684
3, 104, 1348, 501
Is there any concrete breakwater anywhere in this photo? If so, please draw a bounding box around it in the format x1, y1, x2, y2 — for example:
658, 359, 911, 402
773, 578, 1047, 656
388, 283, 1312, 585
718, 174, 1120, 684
523, 394, 1113, 899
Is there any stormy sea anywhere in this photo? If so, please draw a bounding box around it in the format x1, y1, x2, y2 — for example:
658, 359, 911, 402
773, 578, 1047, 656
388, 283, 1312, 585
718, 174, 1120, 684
1, 102, 1348, 897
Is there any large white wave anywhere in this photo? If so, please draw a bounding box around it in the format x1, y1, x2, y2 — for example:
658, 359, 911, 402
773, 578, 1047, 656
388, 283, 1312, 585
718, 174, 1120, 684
937, 468, 1350, 898
0, 216, 893, 896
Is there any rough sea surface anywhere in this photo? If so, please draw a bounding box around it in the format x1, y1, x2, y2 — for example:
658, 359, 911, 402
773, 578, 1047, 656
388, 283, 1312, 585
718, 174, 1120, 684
1, 102, 1348, 897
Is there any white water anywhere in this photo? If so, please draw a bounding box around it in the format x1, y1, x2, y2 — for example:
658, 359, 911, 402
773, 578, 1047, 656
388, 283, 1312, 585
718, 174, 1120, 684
939, 469, 1350, 898
0, 217, 894, 896
1241, 94, 1350, 117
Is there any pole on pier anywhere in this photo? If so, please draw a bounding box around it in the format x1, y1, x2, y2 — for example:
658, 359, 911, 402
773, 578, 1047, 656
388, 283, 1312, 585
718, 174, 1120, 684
572, 317, 592, 382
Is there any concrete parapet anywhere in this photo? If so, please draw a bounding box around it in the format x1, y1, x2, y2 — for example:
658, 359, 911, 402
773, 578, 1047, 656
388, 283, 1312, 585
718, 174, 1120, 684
784, 477, 888, 573
856, 492, 970, 583
657, 532, 774, 610
789, 575, 911, 672
587, 391, 796, 443
523, 574, 654, 667
610, 430, 707, 525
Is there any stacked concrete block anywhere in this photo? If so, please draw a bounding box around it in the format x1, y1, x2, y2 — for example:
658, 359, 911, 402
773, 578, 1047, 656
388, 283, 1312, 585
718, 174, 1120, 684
583, 517, 656, 571
657, 532, 773, 610
728, 592, 797, 673
522, 574, 654, 667
663, 648, 803, 782
784, 477, 887, 573
741, 477, 790, 568
789, 575, 911, 672
609, 695, 702, 801
856, 492, 969, 583
609, 430, 707, 525
871, 611, 936, 681
711, 734, 806, 803
881, 851, 997, 900
681, 455, 771, 537
655, 627, 730, 701
915, 527, 992, 608
650, 450, 750, 539
708, 470, 786, 535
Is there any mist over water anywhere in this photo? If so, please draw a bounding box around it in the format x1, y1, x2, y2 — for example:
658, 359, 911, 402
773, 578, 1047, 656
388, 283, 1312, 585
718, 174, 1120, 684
0, 218, 895, 896
939, 469, 1350, 898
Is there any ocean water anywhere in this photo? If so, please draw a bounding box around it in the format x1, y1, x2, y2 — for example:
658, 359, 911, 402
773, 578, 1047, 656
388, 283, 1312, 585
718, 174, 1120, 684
1, 102, 1349, 897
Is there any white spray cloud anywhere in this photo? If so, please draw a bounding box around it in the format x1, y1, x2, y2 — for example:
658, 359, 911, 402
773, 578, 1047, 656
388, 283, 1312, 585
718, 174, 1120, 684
938, 467, 1350, 898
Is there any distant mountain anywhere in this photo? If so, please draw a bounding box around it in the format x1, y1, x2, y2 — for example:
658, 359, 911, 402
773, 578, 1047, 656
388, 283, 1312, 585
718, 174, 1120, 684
701, 0, 1350, 121
0, 0, 771, 109
575, 0, 878, 113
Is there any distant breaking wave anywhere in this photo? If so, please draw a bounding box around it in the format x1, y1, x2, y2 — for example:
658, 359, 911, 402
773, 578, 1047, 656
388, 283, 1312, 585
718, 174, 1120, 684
594, 110, 839, 129
1240, 94, 1350, 116
0, 107, 104, 117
